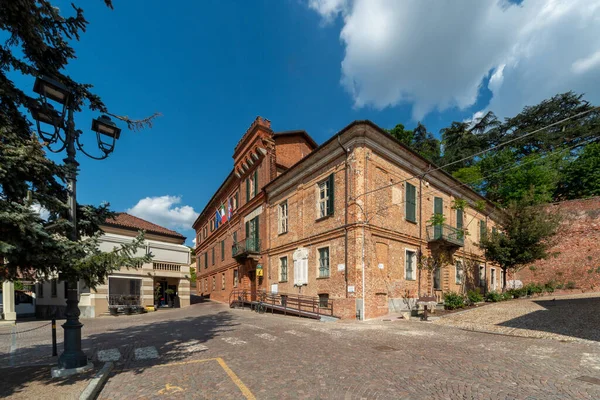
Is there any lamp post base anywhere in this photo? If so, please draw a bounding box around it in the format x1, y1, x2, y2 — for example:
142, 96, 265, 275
51, 361, 94, 378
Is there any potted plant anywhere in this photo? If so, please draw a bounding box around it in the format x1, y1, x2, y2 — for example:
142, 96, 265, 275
123, 305, 132, 315
154, 284, 162, 309
165, 288, 175, 307
109, 306, 118, 316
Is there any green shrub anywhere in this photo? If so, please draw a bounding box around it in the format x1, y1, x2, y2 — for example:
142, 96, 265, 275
556, 283, 564, 289
502, 292, 512, 301
566, 281, 577, 290
444, 292, 465, 310
544, 283, 555, 293
485, 291, 503, 302
467, 289, 484, 304
507, 288, 526, 298
524, 283, 543, 296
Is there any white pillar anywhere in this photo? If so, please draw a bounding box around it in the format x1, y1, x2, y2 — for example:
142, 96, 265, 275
2, 281, 17, 322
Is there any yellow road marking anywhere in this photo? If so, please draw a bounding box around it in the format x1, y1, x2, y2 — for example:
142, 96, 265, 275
216, 357, 256, 400
158, 383, 184, 395
135, 357, 255, 400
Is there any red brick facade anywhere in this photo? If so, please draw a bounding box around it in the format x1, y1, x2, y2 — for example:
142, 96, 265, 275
265, 121, 501, 319
192, 117, 317, 303
515, 197, 600, 291
194, 118, 503, 320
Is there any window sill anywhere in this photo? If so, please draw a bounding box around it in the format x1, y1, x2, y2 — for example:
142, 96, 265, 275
405, 278, 416, 281
278, 231, 288, 236
279, 280, 288, 283
317, 275, 330, 280
405, 219, 418, 225
315, 214, 333, 223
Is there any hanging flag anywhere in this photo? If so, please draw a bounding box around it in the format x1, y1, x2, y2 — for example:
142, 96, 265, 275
220, 204, 227, 224
215, 209, 220, 229
227, 197, 233, 219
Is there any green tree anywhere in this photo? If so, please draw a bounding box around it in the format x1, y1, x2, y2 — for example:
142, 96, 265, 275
0, 1, 157, 287
440, 111, 497, 174
387, 123, 413, 146
412, 122, 441, 164
479, 195, 561, 289
557, 142, 600, 199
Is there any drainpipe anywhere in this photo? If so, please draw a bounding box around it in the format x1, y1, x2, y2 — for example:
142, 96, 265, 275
418, 175, 423, 298
337, 135, 349, 298
484, 214, 489, 295
362, 145, 369, 321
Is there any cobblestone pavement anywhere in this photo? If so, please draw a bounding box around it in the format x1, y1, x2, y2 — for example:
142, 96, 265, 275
2, 301, 600, 399
434, 293, 600, 343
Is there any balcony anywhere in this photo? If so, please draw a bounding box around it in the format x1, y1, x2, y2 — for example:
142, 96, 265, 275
426, 224, 465, 247
232, 237, 261, 260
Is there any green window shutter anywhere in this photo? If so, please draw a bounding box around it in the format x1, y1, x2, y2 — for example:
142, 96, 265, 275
221, 240, 225, 260
212, 247, 215, 265
480, 220, 487, 239
456, 209, 463, 229
246, 177, 250, 201
406, 183, 416, 222
254, 169, 258, 196
245, 221, 249, 240
255, 216, 260, 250
204, 252, 208, 268
434, 197, 443, 215
327, 173, 335, 216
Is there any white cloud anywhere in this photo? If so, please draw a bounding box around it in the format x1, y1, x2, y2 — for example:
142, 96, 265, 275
127, 196, 198, 230
31, 203, 50, 220
192, 237, 197, 246
308, 0, 600, 120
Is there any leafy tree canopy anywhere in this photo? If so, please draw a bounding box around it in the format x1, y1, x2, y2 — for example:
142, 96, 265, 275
479, 193, 561, 288
387, 92, 599, 206
1, 1, 157, 287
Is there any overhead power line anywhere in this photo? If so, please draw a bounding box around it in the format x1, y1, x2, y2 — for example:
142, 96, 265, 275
361, 135, 599, 222
354, 106, 600, 200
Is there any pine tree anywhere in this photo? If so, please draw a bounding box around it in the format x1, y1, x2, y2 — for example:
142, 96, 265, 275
0, 1, 158, 287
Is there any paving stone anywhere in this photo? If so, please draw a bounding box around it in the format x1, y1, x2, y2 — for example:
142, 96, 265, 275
134, 346, 159, 360
97, 348, 121, 362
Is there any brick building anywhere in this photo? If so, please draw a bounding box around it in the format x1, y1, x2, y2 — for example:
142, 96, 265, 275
515, 197, 600, 290
194, 117, 502, 319
192, 117, 317, 303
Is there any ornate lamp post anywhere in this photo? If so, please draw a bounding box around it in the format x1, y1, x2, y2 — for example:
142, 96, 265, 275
31, 75, 122, 375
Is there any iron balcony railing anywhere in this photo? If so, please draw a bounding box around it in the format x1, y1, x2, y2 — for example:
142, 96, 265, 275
232, 237, 260, 258
426, 224, 465, 247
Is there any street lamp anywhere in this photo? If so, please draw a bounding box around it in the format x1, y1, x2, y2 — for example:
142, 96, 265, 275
31, 75, 122, 375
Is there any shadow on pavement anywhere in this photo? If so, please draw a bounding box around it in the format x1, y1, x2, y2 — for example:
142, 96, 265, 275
498, 296, 600, 342
0, 304, 237, 398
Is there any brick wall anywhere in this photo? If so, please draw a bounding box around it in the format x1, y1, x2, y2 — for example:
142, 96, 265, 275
515, 197, 600, 291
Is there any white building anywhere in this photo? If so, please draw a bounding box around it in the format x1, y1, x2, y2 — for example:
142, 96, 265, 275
35, 213, 191, 318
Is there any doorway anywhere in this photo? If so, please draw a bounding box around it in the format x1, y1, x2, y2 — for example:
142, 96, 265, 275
249, 271, 256, 301
491, 268, 497, 291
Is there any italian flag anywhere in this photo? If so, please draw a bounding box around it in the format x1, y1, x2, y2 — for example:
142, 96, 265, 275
220, 204, 227, 224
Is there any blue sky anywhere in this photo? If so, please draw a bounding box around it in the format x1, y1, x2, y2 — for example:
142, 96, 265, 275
14, 1, 600, 245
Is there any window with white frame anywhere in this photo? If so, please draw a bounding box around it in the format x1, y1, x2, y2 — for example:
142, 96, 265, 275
293, 248, 309, 286
280, 257, 288, 282
278, 201, 288, 234
318, 247, 330, 278
405, 250, 416, 281
490, 268, 496, 290
233, 269, 238, 287
317, 174, 334, 219
455, 260, 463, 284
222, 273, 225, 290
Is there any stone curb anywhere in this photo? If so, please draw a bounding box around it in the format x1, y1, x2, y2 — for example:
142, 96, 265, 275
79, 362, 113, 400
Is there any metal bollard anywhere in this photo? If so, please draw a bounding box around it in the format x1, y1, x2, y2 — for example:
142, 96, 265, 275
51, 318, 57, 356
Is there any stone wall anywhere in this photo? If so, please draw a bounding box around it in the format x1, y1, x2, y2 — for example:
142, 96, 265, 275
515, 197, 600, 291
